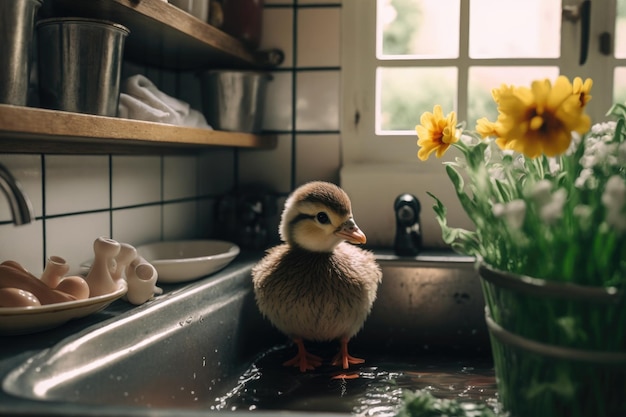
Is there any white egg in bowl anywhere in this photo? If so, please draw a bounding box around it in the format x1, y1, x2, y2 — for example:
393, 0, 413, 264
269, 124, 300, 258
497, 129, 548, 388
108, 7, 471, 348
136, 240, 240, 283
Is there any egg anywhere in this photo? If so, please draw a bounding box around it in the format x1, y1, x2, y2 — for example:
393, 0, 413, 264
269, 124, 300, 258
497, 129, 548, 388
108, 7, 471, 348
0, 264, 75, 304
56, 276, 90, 300
1, 260, 30, 274
0, 288, 41, 308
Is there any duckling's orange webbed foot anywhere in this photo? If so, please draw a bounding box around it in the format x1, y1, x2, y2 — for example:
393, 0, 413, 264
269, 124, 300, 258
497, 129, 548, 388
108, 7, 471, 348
331, 337, 365, 370
331, 372, 360, 380
283, 338, 323, 372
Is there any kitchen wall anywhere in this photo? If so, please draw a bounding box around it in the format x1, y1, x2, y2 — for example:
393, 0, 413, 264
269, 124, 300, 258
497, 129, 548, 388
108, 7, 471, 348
0, 0, 342, 275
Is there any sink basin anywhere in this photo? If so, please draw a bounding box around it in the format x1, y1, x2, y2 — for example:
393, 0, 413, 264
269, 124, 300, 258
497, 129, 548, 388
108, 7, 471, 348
1, 252, 494, 416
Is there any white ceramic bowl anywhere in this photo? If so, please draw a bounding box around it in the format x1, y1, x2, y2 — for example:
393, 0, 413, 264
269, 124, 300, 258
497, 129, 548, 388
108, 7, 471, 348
136, 240, 240, 283
0, 280, 127, 335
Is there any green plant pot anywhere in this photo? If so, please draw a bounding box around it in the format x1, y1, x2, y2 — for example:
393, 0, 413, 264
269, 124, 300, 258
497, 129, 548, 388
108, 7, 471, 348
478, 262, 626, 417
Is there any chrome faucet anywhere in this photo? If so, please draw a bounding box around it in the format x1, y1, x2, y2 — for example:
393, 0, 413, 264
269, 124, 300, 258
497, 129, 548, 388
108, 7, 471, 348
0, 163, 34, 225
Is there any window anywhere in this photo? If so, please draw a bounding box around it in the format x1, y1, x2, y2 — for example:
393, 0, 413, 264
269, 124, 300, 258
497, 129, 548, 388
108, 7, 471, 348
342, 0, 622, 164
340, 0, 624, 247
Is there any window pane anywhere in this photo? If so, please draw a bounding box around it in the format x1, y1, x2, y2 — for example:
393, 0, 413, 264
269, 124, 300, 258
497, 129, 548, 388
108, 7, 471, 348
469, 0, 561, 58
616, 0, 626, 58
467, 67, 560, 127
614, 68, 626, 104
377, 0, 460, 58
377, 67, 457, 134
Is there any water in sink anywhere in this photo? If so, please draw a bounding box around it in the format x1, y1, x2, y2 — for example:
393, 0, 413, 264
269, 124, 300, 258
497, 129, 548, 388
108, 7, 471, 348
211, 343, 498, 416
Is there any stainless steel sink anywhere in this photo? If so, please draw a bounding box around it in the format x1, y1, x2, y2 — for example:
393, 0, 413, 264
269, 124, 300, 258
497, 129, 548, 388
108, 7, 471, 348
1, 251, 493, 416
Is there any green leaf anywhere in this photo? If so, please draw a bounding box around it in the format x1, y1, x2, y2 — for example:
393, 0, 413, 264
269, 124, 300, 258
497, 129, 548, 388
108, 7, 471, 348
606, 102, 626, 120
525, 368, 576, 401
556, 316, 588, 344
445, 165, 478, 213
397, 389, 497, 417
427, 192, 480, 255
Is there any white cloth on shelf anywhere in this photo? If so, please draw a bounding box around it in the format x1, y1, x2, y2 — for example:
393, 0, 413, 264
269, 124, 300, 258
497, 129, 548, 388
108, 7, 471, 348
118, 74, 211, 129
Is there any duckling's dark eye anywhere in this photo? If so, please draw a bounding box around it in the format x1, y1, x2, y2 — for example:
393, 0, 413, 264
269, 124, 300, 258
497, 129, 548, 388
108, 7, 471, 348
316, 212, 330, 224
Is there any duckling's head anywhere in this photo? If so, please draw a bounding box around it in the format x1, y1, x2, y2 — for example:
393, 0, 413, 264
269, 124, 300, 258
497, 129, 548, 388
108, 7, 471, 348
279, 181, 367, 252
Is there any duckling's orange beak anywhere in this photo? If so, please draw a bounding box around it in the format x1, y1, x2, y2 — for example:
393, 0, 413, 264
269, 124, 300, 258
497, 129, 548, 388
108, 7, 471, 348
335, 219, 367, 244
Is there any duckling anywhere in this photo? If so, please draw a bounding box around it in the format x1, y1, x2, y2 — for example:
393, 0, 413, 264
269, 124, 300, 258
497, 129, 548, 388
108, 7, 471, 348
252, 181, 382, 373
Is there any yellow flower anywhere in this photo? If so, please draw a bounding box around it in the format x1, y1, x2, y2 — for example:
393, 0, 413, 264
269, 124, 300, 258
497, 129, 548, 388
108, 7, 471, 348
487, 75, 591, 158
416, 105, 458, 161
476, 117, 499, 138
572, 76, 593, 107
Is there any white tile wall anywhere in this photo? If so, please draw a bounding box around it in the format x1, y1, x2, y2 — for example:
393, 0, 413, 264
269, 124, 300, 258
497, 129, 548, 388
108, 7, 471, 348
196, 149, 236, 195
46, 212, 111, 275
112, 206, 162, 247
263, 71, 293, 131
261, 8, 294, 67
0, 221, 43, 275
0, 0, 345, 270
163, 156, 197, 200
45, 155, 109, 215
296, 70, 340, 131
239, 134, 293, 193
163, 201, 198, 240
112, 155, 161, 207
298, 0, 341, 4
297, 8, 340, 67
295, 133, 340, 185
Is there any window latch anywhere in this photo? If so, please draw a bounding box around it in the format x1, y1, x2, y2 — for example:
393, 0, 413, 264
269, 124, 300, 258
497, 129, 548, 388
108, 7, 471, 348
562, 0, 591, 65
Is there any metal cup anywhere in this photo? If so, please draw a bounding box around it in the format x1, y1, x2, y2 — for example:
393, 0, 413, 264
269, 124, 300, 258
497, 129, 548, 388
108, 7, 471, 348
200, 71, 272, 133
0, 0, 43, 106
36, 17, 130, 117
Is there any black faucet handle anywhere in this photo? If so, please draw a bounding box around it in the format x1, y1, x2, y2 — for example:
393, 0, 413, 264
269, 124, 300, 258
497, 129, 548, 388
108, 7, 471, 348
394, 193, 422, 256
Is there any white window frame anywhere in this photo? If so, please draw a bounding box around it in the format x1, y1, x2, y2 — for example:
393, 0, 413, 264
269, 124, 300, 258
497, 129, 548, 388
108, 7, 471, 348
339, 0, 618, 248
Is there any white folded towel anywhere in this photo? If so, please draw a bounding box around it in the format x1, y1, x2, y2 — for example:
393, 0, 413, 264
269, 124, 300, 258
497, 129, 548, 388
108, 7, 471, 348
118, 74, 211, 129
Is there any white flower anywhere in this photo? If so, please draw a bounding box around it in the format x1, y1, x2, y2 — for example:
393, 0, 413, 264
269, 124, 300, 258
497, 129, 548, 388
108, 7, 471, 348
602, 175, 626, 209
590, 121, 617, 137
547, 157, 561, 175
493, 199, 526, 230
527, 180, 568, 224
489, 165, 506, 181
565, 131, 582, 156
573, 205, 593, 231
459, 133, 478, 146
580, 122, 619, 170
539, 188, 567, 225
575, 168, 597, 189
528, 180, 553, 206
602, 175, 626, 232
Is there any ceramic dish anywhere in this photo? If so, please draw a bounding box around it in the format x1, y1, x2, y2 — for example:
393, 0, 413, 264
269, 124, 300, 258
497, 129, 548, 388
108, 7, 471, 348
136, 240, 240, 283
0, 280, 127, 335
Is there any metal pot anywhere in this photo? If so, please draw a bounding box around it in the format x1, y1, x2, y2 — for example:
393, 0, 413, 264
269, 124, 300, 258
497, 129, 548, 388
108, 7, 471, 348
0, 0, 43, 106
199, 70, 272, 133
36, 17, 129, 116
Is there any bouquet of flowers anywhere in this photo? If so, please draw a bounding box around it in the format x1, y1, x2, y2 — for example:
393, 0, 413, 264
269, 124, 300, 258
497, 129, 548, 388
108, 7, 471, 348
415, 75, 626, 287
415, 75, 626, 417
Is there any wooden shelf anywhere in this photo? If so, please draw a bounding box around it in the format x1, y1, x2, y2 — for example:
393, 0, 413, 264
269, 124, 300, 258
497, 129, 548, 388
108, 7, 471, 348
0, 105, 277, 154
0, 0, 278, 154
44, 0, 263, 70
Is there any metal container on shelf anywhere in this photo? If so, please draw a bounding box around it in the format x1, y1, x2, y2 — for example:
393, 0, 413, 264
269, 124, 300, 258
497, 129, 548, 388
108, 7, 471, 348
36, 18, 129, 117
0, 0, 43, 106
199, 70, 272, 133
169, 0, 210, 22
